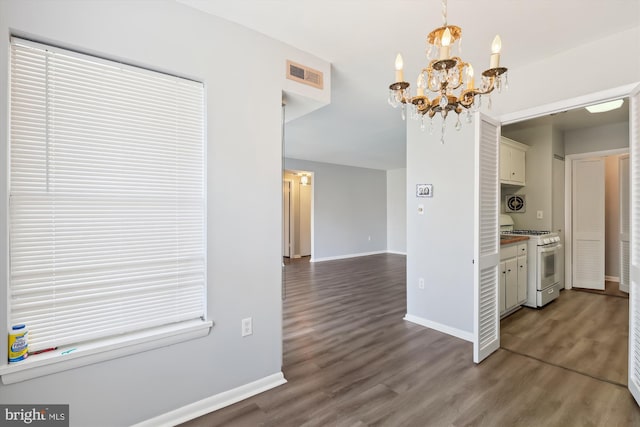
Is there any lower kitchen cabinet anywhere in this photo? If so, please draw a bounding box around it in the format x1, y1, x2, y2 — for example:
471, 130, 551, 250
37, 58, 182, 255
500, 242, 528, 316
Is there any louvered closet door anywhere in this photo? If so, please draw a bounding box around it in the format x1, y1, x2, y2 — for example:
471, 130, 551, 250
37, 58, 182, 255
629, 84, 640, 406
572, 157, 605, 290
474, 113, 500, 363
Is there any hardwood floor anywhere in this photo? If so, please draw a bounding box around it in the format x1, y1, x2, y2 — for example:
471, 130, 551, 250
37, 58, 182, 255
501, 287, 629, 386
572, 280, 629, 298
181, 254, 640, 427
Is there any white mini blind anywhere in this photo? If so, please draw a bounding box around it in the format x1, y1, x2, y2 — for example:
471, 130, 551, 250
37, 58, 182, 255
9, 38, 206, 352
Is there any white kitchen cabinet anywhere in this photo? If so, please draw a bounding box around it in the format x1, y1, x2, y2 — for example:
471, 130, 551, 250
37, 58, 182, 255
504, 258, 518, 309
500, 262, 506, 314
500, 137, 528, 186
517, 251, 528, 304
500, 242, 528, 316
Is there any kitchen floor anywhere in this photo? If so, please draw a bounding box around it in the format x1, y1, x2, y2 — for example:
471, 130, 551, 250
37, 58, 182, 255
572, 280, 629, 298
501, 287, 628, 386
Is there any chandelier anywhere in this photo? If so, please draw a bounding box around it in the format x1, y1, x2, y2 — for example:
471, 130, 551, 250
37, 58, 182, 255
388, 0, 508, 140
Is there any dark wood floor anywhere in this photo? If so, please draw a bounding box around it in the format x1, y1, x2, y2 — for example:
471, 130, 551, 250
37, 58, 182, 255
573, 280, 630, 298
501, 288, 629, 386
182, 254, 640, 426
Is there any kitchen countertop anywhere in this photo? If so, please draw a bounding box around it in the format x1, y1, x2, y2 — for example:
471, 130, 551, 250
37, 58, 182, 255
500, 235, 529, 246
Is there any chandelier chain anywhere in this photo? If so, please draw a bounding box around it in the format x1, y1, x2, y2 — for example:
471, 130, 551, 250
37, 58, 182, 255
442, 0, 447, 26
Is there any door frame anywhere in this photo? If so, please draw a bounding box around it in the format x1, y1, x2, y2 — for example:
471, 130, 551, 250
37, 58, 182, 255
282, 169, 315, 261
620, 154, 630, 293
500, 83, 637, 289
564, 149, 628, 290
498, 82, 639, 401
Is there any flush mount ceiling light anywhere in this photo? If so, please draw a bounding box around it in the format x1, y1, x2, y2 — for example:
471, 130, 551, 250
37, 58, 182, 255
388, 0, 508, 142
585, 99, 624, 113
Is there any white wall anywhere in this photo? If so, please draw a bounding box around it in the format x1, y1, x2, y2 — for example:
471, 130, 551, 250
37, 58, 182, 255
0, 1, 330, 426
564, 122, 629, 155
284, 158, 387, 261
493, 27, 640, 117
386, 168, 407, 254
501, 125, 554, 230
406, 121, 475, 337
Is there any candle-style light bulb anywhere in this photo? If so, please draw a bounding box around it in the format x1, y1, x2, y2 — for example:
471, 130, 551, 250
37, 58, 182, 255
466, 65, 475, 90
490, 35, 502, 68
441, 28, 452, 47
395, 53, 404, 82
439, 28, 452, 60
491, 35, 502, 54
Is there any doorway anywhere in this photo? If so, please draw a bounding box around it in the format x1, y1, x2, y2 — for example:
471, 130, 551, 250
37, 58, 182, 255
497, 90, 634, 396
566, 150, 629, 293
283, 170, 313, 264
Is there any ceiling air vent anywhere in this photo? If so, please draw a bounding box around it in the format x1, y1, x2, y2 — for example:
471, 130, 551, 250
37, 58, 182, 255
286, 60, 323, 90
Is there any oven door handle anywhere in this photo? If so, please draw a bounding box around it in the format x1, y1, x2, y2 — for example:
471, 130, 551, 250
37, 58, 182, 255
539, 244, 562, 253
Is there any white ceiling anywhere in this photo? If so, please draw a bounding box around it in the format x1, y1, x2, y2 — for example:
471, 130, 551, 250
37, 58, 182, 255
179, 0, 640, 170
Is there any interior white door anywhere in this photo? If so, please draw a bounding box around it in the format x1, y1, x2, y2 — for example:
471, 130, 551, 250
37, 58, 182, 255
473, 113, 501, 363
629, 84, 640, 406
283, 180, 291, 257
572, 157, 605, 290
620, 154, 630, 293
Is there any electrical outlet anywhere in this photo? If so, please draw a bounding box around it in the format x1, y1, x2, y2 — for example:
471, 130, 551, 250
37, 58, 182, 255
418, 278, 425, 289
418, 204, 424, 215
537, 210, 543, 219
242, 317, 253, 337
368, 235, 371, 241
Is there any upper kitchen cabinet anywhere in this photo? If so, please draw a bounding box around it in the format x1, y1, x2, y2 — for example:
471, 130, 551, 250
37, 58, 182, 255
500, 137, 528, 186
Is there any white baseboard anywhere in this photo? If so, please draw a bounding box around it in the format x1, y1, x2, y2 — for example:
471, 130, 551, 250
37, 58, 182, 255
605, 275, 620, 283
310, 250, 386, 262
403, 314, 473, 343
386, 250, 407, 255
132, 372, 286, 427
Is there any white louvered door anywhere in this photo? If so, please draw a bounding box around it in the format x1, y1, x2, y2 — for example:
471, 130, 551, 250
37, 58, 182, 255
620, 154, 630, 293
572, 157, 605, 290
629, 84, 640, 405
473, 113, 500, 363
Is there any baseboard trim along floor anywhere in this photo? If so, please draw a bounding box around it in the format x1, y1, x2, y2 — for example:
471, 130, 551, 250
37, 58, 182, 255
131, 372, 287, 427
310, 251, 387, 262
404, 314, 474, 343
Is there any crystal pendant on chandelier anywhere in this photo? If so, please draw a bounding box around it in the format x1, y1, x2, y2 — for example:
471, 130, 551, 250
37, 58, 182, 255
386, 0, 508, 141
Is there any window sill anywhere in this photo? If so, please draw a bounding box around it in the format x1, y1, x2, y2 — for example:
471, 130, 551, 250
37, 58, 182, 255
0, 319, 213, 385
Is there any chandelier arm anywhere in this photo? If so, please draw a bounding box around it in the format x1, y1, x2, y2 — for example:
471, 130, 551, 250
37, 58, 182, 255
474, 76, 496, 95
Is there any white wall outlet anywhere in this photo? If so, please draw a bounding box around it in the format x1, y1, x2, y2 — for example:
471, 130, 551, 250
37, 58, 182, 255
418, 204, 424, 215
537, 210, 543, 219
418, 278, 425, 289
242, 317, 253, 337
368, 235, 371, 241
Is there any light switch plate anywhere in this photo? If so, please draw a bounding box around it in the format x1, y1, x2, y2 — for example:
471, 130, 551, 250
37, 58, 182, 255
537, 210, 543, 219
418, 204, 424, 215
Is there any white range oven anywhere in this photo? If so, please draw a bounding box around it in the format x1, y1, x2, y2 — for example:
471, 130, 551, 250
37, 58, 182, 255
501, 229, 562, 308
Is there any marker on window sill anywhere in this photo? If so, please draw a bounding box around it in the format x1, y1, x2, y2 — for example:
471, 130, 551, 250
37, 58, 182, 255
30, 347, 57, 355
60, 348, 77, 355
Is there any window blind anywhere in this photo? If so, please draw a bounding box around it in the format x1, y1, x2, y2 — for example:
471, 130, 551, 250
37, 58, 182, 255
9, 38, 206, 352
